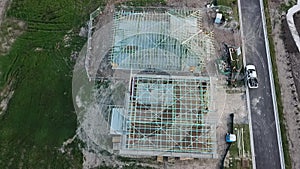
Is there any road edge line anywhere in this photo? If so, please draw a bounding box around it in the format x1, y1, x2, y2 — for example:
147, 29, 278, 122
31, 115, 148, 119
259, 0, 286, 168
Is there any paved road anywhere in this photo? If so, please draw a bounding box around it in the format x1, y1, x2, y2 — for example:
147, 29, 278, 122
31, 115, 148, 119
240, 0, 282, 168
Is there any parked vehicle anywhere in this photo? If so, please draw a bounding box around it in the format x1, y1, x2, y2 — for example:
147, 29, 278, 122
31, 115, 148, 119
246, 65, 258, 89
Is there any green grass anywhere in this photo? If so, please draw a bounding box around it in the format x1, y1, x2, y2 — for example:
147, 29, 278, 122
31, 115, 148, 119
279, 0, 296, 13
216, 0, 239, 23
0, 0, 171, 168
230, 48, 243, 70
217, 0, 237, 7
229, 124, 251, 158
225, 124, 252, 169
263, 0, 292, 168
0, 0, 107, 168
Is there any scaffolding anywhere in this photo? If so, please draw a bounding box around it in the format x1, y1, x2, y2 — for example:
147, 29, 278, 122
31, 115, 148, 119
103, 8, 218, 158
111, 74, 216, 157
110, 9, 215, 72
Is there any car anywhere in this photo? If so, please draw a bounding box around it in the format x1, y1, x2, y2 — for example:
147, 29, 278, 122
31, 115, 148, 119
245, 65, 258, 89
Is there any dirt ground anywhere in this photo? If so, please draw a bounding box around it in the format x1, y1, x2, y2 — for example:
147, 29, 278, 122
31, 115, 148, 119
268, 0, 300, 169
291, 12, 300, 102
0, 0, 12, 116
0, 0, 9, 26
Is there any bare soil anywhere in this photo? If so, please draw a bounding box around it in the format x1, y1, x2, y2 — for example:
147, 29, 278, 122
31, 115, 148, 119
291, 12, 300, 99
269, 0, 300, 168
281, 17, 298, 53
0, 0, 10, 26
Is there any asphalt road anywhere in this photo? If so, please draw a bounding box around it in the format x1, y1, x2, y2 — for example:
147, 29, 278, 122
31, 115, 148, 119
240, 0, 282, 168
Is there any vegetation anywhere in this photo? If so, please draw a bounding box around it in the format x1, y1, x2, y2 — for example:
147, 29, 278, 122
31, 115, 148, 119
263, 0, 292, 168
0, 19, 26, 55
217, 0, 237, 7
0, 0, 170, 168
216, 0, 239, 26
225, 124, 252, 169
0, 0, 107, 168
279, 0, 296, 13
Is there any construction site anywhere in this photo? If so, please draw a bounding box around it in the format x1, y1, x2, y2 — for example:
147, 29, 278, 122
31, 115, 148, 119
73, 2, 251, 168
107, 8, 218, 158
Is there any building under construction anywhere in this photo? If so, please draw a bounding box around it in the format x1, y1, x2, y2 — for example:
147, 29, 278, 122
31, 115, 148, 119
109, 8, 217, 158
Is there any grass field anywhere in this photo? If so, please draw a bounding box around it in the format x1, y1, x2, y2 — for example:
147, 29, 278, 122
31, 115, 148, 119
0, 0, 106, 168
0, 0, 168, 168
